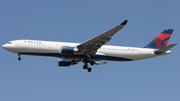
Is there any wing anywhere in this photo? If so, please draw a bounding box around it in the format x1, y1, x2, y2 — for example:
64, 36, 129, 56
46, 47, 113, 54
77, 20, 128, 56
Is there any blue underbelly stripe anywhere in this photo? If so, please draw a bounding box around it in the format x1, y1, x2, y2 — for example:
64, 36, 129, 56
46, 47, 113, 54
20, 52, 133, 61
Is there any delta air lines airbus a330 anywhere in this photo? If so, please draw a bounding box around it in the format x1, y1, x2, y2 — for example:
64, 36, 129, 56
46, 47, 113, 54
2, 20, 177, 72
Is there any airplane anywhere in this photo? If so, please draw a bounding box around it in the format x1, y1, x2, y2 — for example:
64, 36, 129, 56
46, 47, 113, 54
2, 20, 177, 72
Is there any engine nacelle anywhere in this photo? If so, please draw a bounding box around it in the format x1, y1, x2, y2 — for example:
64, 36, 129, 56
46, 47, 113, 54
57, 59, 77, 66
60, 46, 79, 55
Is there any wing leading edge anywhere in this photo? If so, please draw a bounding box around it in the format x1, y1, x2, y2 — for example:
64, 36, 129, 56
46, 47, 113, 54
77, 20, 128, 56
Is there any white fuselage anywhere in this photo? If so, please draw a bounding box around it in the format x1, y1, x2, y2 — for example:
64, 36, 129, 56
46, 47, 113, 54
2, 40, 170, 61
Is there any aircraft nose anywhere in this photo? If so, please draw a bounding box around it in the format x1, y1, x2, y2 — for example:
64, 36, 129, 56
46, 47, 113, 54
2, 43, 16, 52
2, 44, 6, 49
2, 44, 8, 50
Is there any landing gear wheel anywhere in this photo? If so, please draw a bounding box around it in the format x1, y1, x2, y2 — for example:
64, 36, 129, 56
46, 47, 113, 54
90, 61, 95, 66
87, 68, 92, 72
18, 57, 21, 61
83, 65, 88, 69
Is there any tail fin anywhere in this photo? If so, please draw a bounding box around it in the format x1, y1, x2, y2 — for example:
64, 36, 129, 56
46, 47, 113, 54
144, 29, 173, 49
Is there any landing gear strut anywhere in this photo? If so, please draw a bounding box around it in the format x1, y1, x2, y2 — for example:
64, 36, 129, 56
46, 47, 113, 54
18, 54, 21, 61
83, 52, 93, 72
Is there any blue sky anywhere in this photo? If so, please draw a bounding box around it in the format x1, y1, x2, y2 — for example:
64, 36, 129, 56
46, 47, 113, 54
0, 0, 179, 101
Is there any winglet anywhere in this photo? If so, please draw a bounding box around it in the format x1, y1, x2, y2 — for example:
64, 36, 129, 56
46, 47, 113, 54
121, 20, 128, 25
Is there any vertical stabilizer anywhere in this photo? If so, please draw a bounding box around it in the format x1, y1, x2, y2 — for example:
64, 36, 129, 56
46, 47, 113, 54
144, 29, 173, 49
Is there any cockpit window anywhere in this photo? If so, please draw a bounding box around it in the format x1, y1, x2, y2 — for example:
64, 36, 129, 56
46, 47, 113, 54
7, 42, 11, 44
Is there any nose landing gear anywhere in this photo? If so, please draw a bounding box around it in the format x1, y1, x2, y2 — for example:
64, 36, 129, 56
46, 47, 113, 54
18, 54, 21, 61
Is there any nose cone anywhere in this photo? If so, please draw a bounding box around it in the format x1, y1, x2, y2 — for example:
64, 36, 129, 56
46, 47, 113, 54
2, 44, 10, 51
2, 43, 17, 53
2, 44, 7, 49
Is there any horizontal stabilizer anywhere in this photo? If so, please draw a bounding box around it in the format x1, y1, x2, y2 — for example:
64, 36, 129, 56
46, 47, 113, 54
154, 43, 177, 54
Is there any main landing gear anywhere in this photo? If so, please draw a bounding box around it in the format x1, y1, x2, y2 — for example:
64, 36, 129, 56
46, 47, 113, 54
83, 64, 92, 72
83, 60, 95, 72
18, 54, 21, 61
83, 52, 95, 72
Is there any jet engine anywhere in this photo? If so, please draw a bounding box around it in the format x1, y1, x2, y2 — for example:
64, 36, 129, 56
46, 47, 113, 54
60, 46, 79, 55
57, 58, 77, 66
